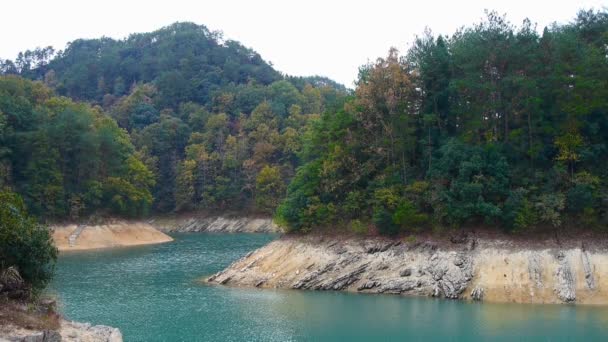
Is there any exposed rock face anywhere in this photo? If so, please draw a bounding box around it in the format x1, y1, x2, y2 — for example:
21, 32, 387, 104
470, 286, 485, 301
581, 249, 595, 290
207, 236, 608, 304
59, 321, 122, 342
155, 216, 279, 233
527, 253, 543, 289
0, 267, 27, 299
554, 252, 576, 302
0, 329, 61, 342
0, 320, 122, 342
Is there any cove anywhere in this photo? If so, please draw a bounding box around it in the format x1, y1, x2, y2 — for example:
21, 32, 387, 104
50, 233, 608, 341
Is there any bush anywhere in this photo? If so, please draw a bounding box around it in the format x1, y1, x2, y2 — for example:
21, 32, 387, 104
349, 219, 368, 234
502, 188, 537, 231
566, 184, 594, 213
344, 191, 365, 217
534, 193, 566, 227
392, 199, 428, 229
430, 139, 509, 225
373, 206, 398, 236
0, 190, 57, 294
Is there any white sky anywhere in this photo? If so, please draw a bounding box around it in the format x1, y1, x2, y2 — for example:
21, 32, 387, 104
1, 0, 605, 87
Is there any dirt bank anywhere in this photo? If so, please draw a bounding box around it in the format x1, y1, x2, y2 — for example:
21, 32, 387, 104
52, 222, 173, 251
207, 234, 608, 305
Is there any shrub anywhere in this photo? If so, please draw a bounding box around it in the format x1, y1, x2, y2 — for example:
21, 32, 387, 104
429, 139, 509, 225
566, 184, 595, 213
392, 199, 428, 229
344, 191, 365, 217
349, 219, 368, 234
0, 190, 57, 294
502, 188, 537, 231
534, 193, 566, 227
373, 206, 398, 236
405, 181, 430, 196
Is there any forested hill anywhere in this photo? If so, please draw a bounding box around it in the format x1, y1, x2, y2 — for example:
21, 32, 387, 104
2, 10, 608, 236
276, 10, 608, 234
0, 22, 347, 106
0, 22, 348, 219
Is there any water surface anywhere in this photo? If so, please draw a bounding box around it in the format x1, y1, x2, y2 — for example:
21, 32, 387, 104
51, 233, 608, 341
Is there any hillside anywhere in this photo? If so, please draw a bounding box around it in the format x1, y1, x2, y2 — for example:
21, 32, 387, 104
0, 22, 348, 219
276, 9, 608, 234
2, 11, 608, 235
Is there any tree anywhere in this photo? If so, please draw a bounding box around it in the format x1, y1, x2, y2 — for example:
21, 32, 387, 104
0, 190, 57, 294
175, 159, 196, 211
555, 131, 583, 179
0, 76, 155, 219
255, 165, 285, 213
3, 22, 348, 216
275, 10, 608, 234
103, 156, 155, 217
355, 48, 418, 183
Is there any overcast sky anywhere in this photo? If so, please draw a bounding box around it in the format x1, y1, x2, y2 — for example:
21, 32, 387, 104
2, 0, 605, 87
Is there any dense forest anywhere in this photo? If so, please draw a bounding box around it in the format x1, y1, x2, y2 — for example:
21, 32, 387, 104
276, 9, 608, 234
0, 22, 347, 220
2, 10, 608, 236
0, 76, 154, 218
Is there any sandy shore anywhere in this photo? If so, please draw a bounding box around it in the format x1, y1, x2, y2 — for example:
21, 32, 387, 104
52, 222, 173, 251
207, 234, 608, 305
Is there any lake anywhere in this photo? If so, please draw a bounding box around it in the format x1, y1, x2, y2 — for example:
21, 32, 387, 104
50, 233, 608, 341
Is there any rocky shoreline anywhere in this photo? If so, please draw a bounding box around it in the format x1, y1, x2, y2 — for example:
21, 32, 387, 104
1, 320, 122, 342
207, 234, 608, 304
1, 266, 123, 342
151, 216, 279, 233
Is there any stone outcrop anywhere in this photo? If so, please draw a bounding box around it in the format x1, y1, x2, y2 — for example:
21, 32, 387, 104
153, 216, 279, 233
59, 321, 122, 342
0, 267, 26, 299
470, 286, 485, 301
0, 320, 122, 342
554, 252, 576, 302
207, 235, 608, 304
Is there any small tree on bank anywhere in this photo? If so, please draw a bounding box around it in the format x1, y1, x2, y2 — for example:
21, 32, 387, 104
0, 190, 57, 296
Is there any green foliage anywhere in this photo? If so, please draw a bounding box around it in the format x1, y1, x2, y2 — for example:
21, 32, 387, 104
2, 22, 347, 216
349, 219, 368, 234
103, 156, 155, 217
255, 165, 285, 214
4, 10, 608, 235
392, 200, 428, 229
275, 9, 608, 235
275, 161, 323, 232
0, 190, 57, 292
430, 140, 509, 225
534, 193, 566, 227
0, 76, 154, 219
17, 23, 280, 103
373, 206, 398, 236
502, 189, 537, 231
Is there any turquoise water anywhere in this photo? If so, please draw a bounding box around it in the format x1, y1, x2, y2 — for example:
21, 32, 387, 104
51, 233, 608, 341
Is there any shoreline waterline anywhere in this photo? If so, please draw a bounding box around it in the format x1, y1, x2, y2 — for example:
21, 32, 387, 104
49, 233, 608, 341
